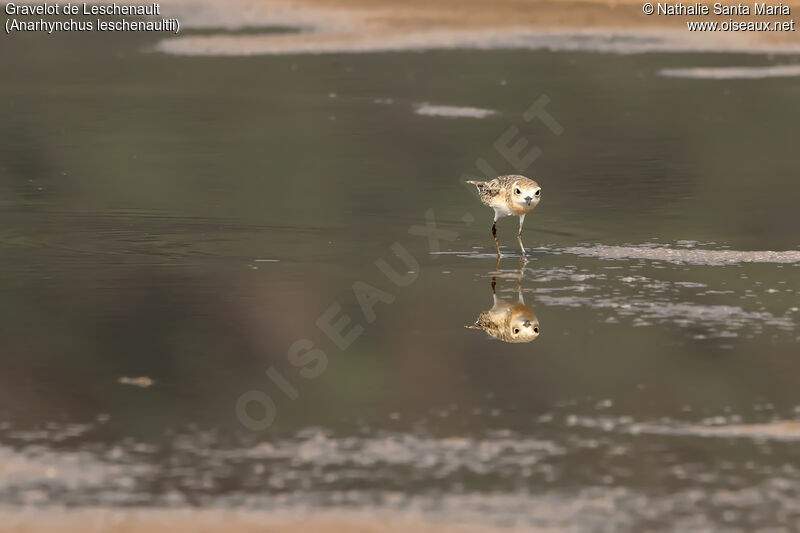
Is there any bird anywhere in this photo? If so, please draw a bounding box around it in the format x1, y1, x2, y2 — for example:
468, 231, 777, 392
466, 175, 541, 256
466, 265, 540, 343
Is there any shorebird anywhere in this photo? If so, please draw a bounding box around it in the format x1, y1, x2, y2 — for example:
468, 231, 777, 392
466, 265, 540, 343
467, 175, 541, 256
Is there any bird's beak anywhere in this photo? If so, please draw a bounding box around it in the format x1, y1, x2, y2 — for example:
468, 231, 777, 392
524, 196, 532, 206
523, 320, 531, 327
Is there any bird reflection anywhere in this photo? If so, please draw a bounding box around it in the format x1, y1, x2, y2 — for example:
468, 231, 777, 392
466, 260, 540, 343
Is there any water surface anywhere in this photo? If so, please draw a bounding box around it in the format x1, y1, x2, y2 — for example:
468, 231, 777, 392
2, 26, 800, 531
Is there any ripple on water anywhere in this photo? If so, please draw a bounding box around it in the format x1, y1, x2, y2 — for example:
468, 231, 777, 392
435, 244, 798, 338
536, 294, 794, 337
3, 420, 800, 528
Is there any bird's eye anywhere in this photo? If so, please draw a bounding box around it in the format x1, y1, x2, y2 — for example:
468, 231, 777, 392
513, 328, 519, 334
514, 188, 521, 195
534, 190, 541, 197
533, 327, 539, 333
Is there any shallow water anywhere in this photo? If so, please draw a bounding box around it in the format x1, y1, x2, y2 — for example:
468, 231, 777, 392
2, 23, 800, 531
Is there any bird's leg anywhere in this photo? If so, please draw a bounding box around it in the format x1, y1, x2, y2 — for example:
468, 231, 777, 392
492, 217, 500, 257
517, 214, 526, 257
491, 255, 500, 304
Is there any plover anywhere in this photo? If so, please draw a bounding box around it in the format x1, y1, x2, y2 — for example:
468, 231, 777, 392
467, 175, 541, 256
466, 267, 540, 343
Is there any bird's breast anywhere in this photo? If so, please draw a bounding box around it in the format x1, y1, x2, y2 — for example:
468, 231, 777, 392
492, 205, 513, 218
510, 202, 538, 216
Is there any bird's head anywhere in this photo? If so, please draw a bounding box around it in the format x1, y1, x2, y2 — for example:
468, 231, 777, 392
508, 309, 540, 343
511, 178, 541, 210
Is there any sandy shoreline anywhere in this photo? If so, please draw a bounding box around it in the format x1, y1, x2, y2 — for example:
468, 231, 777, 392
2, 508, 518, 533
155, 0, 800, 55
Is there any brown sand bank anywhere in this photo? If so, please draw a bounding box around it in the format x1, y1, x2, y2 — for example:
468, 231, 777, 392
156, 0, 800, 55
3, 509, 516, 533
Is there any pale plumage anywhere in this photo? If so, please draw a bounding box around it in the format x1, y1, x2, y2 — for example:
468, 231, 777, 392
466, 266, 540, 343
467, 175, 541, 256
466, 299, 540, 343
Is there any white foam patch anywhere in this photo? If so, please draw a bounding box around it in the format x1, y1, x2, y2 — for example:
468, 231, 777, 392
562, 245, 800, 266
0, 445, 154, 505
4, 423, 800, 529
659, 64, 800, 79
205, 429, 565, 471
414, 104, 497, 119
